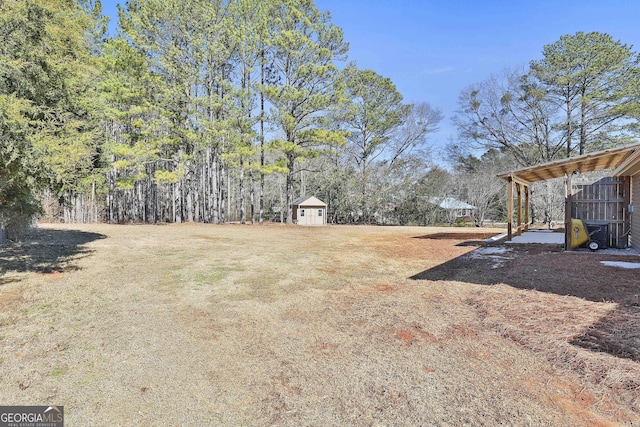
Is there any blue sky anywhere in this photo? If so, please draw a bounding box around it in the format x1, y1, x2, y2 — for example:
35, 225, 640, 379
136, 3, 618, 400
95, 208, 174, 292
99, 0, 640, 162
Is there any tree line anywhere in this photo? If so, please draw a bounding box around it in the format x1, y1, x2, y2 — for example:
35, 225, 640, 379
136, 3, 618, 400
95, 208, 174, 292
2, 0, 640, 241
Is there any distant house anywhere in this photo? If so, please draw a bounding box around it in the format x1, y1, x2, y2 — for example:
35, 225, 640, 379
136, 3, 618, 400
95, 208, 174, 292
429, 197, 476, 221
436, 197, 477, 217
292, 196, 327, 226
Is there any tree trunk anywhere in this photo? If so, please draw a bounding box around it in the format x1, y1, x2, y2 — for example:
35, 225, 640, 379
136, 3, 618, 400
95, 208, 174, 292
152, 173, 158, 223
109, 155, 117, 223
361, 165, 368, 223
239, 157, 246, 224
173, 181, 181, 223
259, 169, 265, 225
579, 89, 587, 155
286, 154, 294, 224
259, 47, 265, 225
186, 184, 194, 222
91, 180, 96, 223
566, 86, 573, 156
226, 162, 231, 222
249, 169, 255, 224
212, 148, 220, 224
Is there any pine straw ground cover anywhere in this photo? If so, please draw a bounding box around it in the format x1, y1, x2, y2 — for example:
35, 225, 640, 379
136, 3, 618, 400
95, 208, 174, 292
0, 223, 638, 426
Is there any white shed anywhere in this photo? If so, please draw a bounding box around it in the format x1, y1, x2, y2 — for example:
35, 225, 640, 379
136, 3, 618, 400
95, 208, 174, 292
292, 196, 327, 226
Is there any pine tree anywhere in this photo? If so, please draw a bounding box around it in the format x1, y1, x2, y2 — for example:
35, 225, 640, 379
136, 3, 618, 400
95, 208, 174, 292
0, 0, 102, 240
262, 0, 348, 223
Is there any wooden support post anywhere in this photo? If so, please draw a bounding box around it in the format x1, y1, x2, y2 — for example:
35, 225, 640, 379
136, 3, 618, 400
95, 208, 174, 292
516, 182, 522, 236
524, 184, 530, 232
507, 176, 513, 241
564, 173, 573, 251
623, 175, 631, 248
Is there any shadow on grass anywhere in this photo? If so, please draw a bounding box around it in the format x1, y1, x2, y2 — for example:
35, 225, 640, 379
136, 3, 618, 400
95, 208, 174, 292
570, 308, 640, 362
0, 227, 106, 285
410, 242, 640, 362
412, 232, 499, 241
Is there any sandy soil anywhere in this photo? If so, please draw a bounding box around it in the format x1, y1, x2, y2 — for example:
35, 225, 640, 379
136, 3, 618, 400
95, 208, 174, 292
0, 223, 638, 426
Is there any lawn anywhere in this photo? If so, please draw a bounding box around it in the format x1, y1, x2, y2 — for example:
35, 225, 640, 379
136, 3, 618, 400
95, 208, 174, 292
0, 223, 638, 426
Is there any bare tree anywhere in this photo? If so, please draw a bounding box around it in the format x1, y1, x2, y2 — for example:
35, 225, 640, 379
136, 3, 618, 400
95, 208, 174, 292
453, 68, 565, 167
447, 147, 512, 226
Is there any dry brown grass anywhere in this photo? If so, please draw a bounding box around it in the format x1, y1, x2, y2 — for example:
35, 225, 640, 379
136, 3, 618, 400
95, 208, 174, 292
468, 287, 640, 420
0, 223, 638, 426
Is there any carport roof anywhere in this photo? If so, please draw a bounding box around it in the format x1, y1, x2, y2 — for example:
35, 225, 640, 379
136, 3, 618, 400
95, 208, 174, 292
497, 143, 640, 183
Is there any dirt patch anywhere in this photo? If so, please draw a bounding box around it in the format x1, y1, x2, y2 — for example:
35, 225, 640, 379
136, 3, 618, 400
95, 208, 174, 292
373, 283, 396, 292
0, 223, 638, 425
394, 324, 436, 346
0, 290, 22, 310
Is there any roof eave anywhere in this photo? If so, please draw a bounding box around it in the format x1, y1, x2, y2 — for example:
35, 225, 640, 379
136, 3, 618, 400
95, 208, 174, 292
497, 143, 640, 183
613, 148, 640, 176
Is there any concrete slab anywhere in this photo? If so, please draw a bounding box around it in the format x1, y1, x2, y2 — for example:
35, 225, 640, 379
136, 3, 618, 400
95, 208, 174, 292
505, 230, 564, 245
496, 230, 639, 255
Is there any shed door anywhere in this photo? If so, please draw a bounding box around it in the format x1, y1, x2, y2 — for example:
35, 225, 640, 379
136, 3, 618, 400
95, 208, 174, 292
306, 208, 320, 225
313, 208, 324, 225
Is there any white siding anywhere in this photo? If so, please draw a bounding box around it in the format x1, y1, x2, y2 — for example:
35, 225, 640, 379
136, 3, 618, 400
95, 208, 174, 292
295, 206, 325, 226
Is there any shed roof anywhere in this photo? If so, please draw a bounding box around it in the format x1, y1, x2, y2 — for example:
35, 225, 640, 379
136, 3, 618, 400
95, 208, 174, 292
497, 143, 640, 183
292, 196, 327, 207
